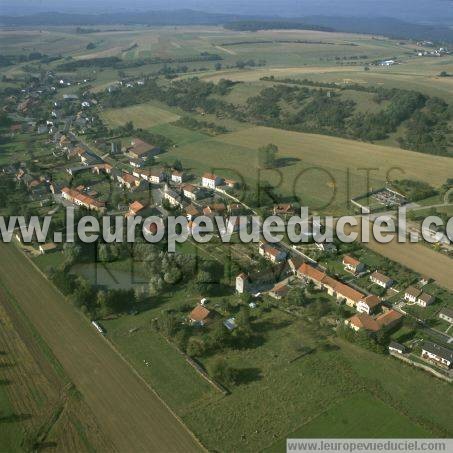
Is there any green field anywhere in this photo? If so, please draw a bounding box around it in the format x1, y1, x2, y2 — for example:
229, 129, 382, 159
159, 125, 453, 213
102, 101, 181, 129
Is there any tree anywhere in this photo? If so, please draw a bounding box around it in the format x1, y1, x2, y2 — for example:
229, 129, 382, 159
186, 337, 206, 357
208, 357, 236, 386
258, 143, 278, 169
63, 243, 82, 265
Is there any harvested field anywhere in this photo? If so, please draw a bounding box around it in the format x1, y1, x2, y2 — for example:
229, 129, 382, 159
0, 243, 203, 452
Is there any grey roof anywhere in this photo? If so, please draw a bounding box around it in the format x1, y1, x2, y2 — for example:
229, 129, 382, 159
422, 341, 453, 362
439, 307, 453, 319
389, 341, 405, 351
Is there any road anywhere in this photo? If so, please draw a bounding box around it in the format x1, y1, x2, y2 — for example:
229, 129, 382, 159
0, 242, 203, 453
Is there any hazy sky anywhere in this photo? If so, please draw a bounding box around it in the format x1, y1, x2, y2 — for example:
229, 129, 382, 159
1, 0, 453, 24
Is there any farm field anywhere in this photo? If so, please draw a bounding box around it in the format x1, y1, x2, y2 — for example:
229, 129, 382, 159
100, 282, 453, 452
0, 242, 203, 452
160, 125, 453, 213
102, 101, 180, 129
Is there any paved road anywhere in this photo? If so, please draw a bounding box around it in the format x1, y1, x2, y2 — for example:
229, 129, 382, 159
0, 242, 203, 453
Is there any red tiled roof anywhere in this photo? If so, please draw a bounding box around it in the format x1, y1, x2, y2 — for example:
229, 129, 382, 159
297, 262, 326, 283
190, 305, 211, 322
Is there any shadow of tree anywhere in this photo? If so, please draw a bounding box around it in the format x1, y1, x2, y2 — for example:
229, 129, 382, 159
235, 367, 262, 385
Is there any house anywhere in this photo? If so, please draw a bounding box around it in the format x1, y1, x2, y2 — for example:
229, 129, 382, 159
342, 255, 365, 274
273, 203, 295, 217
61, 187, 106, 213
224, 178, 238, 189
404, 286, 421, 303
268, 281, 290, 300
421, 341, 453, 369
439, 307, 453, 324
128, 138, 160, 160
370, 271, 393, 289
182, 184, 200, 201
345, 309, 402, 333
129, 159, 144, 168
323, 279, 365, 308
163, 188, 183, 207
417, 292, 435, 308
118, 172, 142, 190
388, 341, 406, 355
201, 173, 223, 189
236, 273, 249, 294
39, 242, 57, 254
315, 241, 337, 254
189, 304, 213, 326
356, 295, 382, 315
171, 171, 185, 184
138, 168, 165, 184
203, 203, 226, 217
185, 204, 201, 221
297, 262, 326, 286
127, 201, 146, 217
259, 242, 287, 264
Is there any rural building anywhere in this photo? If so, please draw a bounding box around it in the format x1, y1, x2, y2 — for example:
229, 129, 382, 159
388, 341, 406, 355
201, 173, 223, 189
127, 201, 146, 217
130, 159, 144, 168
236, 273, 249, 294
342, 255, 365, 274
315, 242, 337, 254
268, 281, 290, 300
61, 187, 106, 213
128, 138, 160, 160
189, 304, 213, 326
297, 262, 326, 287
185, 204, 201, 221
345, 309, 402, 333
404, 286, 421, 303
421, 342, 453, 369
370, 271, 393, 289
118, 172, 142, 190
259, 242, 287, 263
439, 308, 453, 324
273, 203, 295, 217
163, 188, 183, 207
182, 184, 200, 201
137, 168, 166, 184
417, 292, 435, 308
171, 171, 185, 184
356, 295, 382, 315
38, 242, 57, 254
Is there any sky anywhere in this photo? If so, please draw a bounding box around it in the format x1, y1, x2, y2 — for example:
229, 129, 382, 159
1, 0, 453, 24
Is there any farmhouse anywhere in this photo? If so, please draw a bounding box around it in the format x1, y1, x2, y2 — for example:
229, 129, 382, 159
356, 295, 382, 315
268, 281, 290, 300
163, 188, 183, 207
345, 309, 402, 333
236, 273, 249, 294
421, 341, 453, 369
171, 171, 185, 184
185, 204, 201, 221
201, 173, 223, 189
118, 172, 142, 190
296, 262, 326, 286
404, 286, 421, 303
182, 184, 200, 201
417, 292, 435, 308
38, 242, 57, 254
439, 307, 453, 324
127, 201, 146, 217
130, 159, 144, 168
61, 187, 106, 213
189, 304, 213, 326
137, 168, 166, 184
342, 255, 365, 274
325, 279, 365, 308
370, 271, 393, 289
388, 341, 406, 355
128, 138, 160, 160
273, 203, 295, 217
259, 242, 287, 263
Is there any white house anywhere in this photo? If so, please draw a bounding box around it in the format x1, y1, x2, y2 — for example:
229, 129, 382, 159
421, 341, 453, 369
404, 286, 421, 303
342, 255, 365, 274
171, 171, 185, 184
356, 295, 381, 315
439, 308, 453, 324
370, 271, 393, 289
201, 173, 223, 189
259, 242, 287, 264
236, 273, 249, 294
417, 292, 435, 308
388, 341, 406, 355
182, 184, 199, 201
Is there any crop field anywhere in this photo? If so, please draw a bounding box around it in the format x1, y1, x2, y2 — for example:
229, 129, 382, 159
102, 101, 180, 129
0, 243, 203, 452
160, 125, 453, 213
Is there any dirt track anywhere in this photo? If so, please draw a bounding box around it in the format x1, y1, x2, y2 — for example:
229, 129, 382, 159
0, 243, 203, 453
